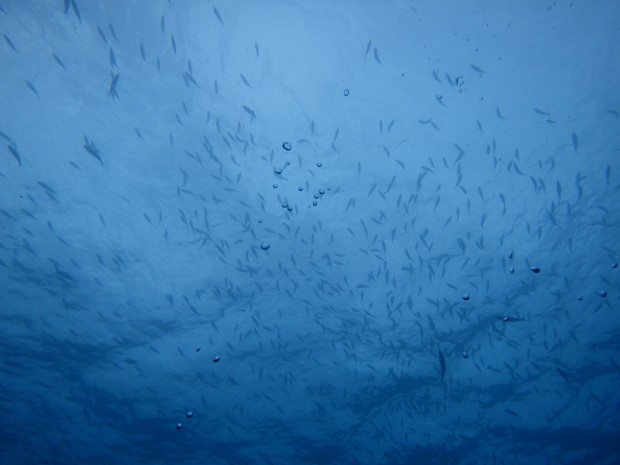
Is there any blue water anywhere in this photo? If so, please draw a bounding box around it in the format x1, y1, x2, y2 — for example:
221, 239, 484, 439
1, 1, 619, 464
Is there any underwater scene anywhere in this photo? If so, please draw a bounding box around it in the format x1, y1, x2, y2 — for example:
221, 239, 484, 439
1, 1, 619, 464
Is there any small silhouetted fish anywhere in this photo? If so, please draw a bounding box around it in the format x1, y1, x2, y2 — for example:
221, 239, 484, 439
557, 367, 571, 383
373, 47, 382, 64
572, 132, 578, 153
83, 137, 103, 166
470, 64, 485, 74
108, 73, 120, 100
501, 316, 526, 322
7, 144, 22, 166
213, 7, 223, 26
240, 73, 251, 88
25, 80, 39, 98
438, 350, 446, 382
504, 408, 521, 419
37, 181, 56, 195
242, 105, 256, 121
3, 33, 17, 53
71, 0, 81, 22
52, 53, 66, 70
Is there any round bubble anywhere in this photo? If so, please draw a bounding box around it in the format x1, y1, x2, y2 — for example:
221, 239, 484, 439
298, 186, 303, 191
212, 355, 221, 363
462, 352, 469, 359
186, 411, 193, 419
314, 194, 319, 199
285, 160, 291, 165
462, 294, 469, 301
317, 162, 322, 168
176, 423, 183, 430
343, 89, 349, 96
260, 242, 270, 250
312, 200, 317, 206
282, 141, 292, 151
273, 184, 278, 188
195, 346, 201, 352
281, 202, 288, 208
274, 167, 282, 175
319, 188, 325, 195
258, 219, 262, 223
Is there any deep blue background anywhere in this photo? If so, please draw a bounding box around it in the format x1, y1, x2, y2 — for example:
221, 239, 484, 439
1, 1, 619, 464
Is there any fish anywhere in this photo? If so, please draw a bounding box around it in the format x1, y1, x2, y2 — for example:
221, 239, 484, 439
572, 132, 578, 152
373, 47, 382, 64
438, 350, 446, 382
97, 26, 108, 45
213, 7, 224, 25
242, 105, 256, 121
108, 73, 120, 100
52, 53, 66, 70
25, 80, 39, 98
108, 23, 118, 42
470, 63, 485, 75
71, 0, 81, 22
83, 137, 103, 166
240, 73, 251, 88
3, 33, 17, 53
504, 408, 521, 419
557, 367, 571, 383
7, 144, 22, 166
37, 181, 56, 195
109, 48, 117, 68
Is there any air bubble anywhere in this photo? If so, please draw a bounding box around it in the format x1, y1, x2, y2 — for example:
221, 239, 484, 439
282, 141, 291, 151
260, 242, 270, 250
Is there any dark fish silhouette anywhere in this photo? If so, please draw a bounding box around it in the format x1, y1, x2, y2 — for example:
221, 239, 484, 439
439, 350, 446, 382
